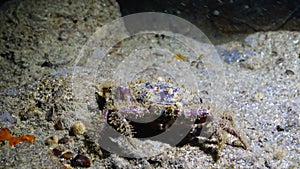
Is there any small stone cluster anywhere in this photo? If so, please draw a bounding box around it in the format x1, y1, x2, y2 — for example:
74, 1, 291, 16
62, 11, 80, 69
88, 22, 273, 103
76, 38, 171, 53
45, 121, 91, 168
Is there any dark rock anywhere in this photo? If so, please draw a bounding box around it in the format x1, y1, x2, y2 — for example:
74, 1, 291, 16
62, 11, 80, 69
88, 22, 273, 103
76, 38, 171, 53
276, 125, 284, 132
285, 69, 295, 75
52, 147, 63, 157
45, 107, 56, 121
71, 154, 91, 168
275, 57, 284, 65
41, 60, 53, 68
58, 136, 69, 144
54, 119, 64, 130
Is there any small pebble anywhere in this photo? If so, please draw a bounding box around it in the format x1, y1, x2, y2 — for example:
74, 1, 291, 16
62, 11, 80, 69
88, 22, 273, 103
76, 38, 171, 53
52, 147, 63, 156
213, 10, 220, 16
45, 135, 58, 145
54, 119, 64, 130
273, 147, 286, 159
61, 151, 74, 160
70, 121, 86, 135
71, 154, 91, 167
276, 125, 284, 132
275, 58, 284, 65
58, 136, 69, 144
255, 92, 264, 100
285, 69, 295, 75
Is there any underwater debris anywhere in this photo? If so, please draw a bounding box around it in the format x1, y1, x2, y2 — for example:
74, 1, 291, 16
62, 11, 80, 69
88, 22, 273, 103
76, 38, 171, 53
168, 53, 187, 63
0, 128, 35, 147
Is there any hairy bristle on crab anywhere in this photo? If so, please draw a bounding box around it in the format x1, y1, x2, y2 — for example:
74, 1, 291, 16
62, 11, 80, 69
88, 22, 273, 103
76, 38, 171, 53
95, 78, 247, 161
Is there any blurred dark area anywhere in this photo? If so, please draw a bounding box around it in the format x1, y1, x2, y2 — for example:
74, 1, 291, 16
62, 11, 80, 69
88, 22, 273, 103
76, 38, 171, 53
116, 0, 300, 43
1, 0, 300, 44
0, 0, 11, 8
0, 0, 17, 11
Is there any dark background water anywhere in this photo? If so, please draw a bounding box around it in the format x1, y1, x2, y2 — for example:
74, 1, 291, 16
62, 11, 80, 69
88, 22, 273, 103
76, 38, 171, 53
117, 0, 300, 43
1, 0, 300, 42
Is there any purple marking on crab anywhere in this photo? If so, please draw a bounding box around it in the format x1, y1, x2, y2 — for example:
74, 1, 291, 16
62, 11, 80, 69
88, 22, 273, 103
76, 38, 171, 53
118, 105, 149, 115
115, 86, 137, 102
144, 82, 179, 105
159, 90, 175, 105
104, 84, 209, 124
104, 109, 110, 120
115, 84, 177, 105
189, 108, 208, 116
182, 108, 209, 124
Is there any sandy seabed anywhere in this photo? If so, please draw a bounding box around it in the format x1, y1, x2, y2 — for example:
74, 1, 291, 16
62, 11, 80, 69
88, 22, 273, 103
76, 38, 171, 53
0, 0, 299, 168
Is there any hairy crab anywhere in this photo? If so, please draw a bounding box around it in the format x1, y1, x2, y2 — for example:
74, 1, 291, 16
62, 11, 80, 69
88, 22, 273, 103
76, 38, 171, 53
95, 77, 247, 160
